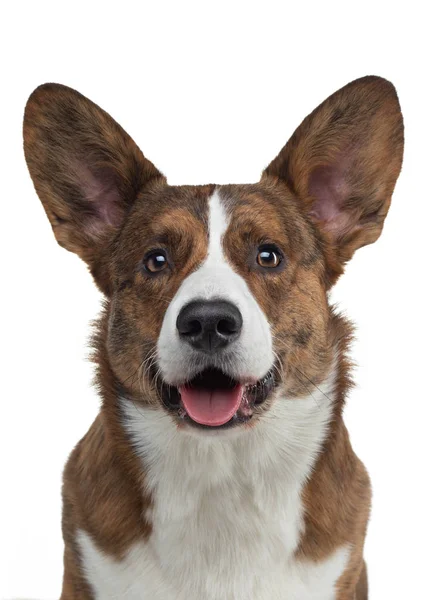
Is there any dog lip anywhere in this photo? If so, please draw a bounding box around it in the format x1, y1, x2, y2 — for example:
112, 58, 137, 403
156, 367, 276, 428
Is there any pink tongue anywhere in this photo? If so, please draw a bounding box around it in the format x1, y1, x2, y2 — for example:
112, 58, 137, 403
179, 385, 244, 426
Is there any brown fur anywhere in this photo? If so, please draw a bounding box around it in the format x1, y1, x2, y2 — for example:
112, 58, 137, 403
23, 76, 404, 599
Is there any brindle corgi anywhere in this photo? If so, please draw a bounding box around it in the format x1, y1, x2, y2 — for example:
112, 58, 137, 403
23, 76, 403, 599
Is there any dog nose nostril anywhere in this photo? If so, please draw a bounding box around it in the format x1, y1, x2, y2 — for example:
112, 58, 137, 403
217, 318, 238, 335
176, 300, 243, 353
182, 319, 202, 336
190, 320, 203, 335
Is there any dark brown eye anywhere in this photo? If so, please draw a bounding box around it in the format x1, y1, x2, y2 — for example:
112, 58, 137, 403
256, 246, 283, 269
143, 251, 169, 274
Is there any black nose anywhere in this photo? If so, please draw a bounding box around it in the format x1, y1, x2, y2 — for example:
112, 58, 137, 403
176, 300, 243, 353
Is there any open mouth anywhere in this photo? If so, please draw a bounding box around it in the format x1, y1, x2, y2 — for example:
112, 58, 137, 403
159, 367, 275, 430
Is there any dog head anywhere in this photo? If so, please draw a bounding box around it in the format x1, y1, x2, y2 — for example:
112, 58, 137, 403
23, 77, 403, 432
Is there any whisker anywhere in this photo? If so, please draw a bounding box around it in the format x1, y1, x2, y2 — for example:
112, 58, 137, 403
271, 349, 285, 381
120, 359, 147, 388
271, 333, 334, 409
292, 364, 333, 408
139, 348, 159, 401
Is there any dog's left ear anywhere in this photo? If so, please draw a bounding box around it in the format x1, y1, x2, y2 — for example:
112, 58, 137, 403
23, 83, 165, 294
262, 76, 404, 282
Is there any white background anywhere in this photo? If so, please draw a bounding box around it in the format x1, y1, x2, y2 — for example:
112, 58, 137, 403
1, 1, 439, 598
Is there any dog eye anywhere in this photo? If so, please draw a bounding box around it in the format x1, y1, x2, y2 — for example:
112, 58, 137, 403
257, 246, 283, 269
143, 251, 169, 274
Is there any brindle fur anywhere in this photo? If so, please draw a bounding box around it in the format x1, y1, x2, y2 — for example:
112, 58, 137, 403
23, 76, 404, 599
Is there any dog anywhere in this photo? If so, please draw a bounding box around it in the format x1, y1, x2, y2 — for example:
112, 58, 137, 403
23, 75, 403, 600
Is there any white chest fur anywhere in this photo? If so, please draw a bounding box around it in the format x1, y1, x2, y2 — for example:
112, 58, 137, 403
77, 374, 350, 599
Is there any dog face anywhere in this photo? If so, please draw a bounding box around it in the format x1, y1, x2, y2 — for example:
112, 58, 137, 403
23, 77, 403, 432
108, 181, 329, 429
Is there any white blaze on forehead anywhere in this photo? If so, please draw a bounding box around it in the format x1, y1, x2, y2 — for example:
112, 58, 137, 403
206, 190, 228, 263
157, 189, 273, 385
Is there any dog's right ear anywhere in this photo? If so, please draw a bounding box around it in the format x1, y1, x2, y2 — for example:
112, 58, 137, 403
23, 83, 165, 292
262, 76, 403, 285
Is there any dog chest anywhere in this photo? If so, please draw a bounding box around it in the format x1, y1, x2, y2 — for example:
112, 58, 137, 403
78, 525, 349, 600
77, 378, 349, 598
77, 412, 349, 599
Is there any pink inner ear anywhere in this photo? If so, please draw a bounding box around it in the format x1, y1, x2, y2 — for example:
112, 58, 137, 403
71, 161, 125, 235
308, 165, 353, 236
